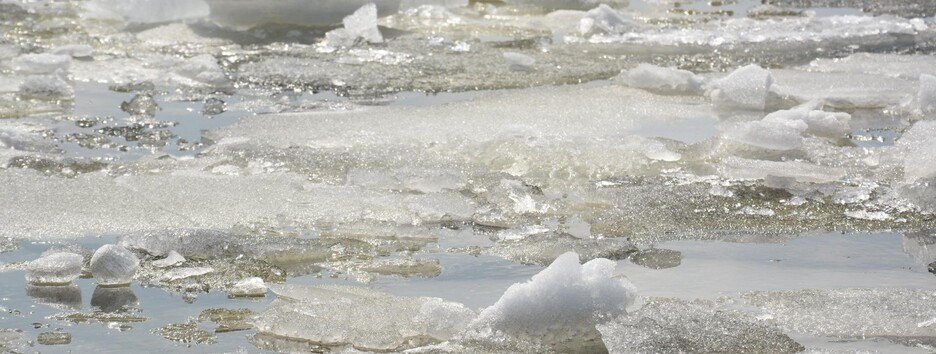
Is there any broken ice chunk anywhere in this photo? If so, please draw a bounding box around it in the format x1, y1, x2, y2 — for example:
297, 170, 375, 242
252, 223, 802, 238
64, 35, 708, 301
229, 277, 267, 297
710, 64, 775, 111
325, 3, 383, 48
761, 101, 851, 139
174, 54, 229, 87
152, 250, 185, 268
253, 284, 476, 351
50, 45, 93, 58
723, 119, 806, 150
159, 267, 214, 282
614, 63, 703, 96
503, 52, 536, 72
11, 54, 70, 75
25, 252, 84, 285
921, 73, 936, 114
579, 4, 631, 36
83, 0, 209, 24
468, 252, 636, 346
120, 93, 159, 117
90, 245, 140, 286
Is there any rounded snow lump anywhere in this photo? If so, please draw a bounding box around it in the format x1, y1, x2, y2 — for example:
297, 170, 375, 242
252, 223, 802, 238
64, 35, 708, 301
90, 245, 139, 286
25, 252, 84, 285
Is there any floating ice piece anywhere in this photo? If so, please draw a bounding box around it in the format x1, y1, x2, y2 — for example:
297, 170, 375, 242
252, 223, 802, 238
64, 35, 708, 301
152, 250, 185, 268
761, 101, 851, 139
723, 119, 806, 150
921, 73, 936, 114
90, 245, 140, 286
25, 252, 84, 285
615, 63, 703, 96
325, 4, 384, 47
710, 64, 774, 110
468, 252, 636, 345
503, 52, 536, 72
718, 157, 846, 184
229, 277, 267, 297
253, 284, 476, 351
579, 4, 631, 36
599, 298, 803, 353
11, 54, 70, 75
83, 0, 209, 24
50, 45, 93, 58
19, 75, 74, 99
206, 0, 401, 28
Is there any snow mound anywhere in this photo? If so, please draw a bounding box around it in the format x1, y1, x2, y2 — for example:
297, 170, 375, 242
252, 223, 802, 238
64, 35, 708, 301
615, 63, 703, 95
468, 252, 636, 346
710, 64, 774, 110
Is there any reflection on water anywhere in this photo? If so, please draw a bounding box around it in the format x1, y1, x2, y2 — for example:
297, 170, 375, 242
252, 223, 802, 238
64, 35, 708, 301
26, 284, 82, 310
902, 230, 936, 266
91, 286, 139, 313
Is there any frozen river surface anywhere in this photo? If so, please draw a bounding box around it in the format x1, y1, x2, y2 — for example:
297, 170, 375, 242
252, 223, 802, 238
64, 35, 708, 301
0, 0, 935, 352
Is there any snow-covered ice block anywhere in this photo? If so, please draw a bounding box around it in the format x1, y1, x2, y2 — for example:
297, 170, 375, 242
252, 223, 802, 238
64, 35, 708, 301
253, 284, 476, 351
920, 73, 936, 114
468, 252, 636, 345
90, 245, 139, 286
83, 0, 209, 24
710, 64, 774, 110
503, 52, 535, 72
152, 250, 185, 268
325, 4, 383, 47
599, 298, 803, 353
25, 252, 84, 285
615, 63, 703, 96
229, 277, 267, 297
11, 54, 70, 75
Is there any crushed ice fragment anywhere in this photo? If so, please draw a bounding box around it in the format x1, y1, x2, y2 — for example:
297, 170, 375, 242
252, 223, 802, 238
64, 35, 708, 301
629, 248, 681, 269
19, 75, 74, 99
615, 63, 703, 95
503, 52, 536, 72
120, 93, 159, 117
723, 119, 806, 151
468, 252, 636, 346
579, 4, 631, 36
90, 245, 140, 286
228, 277, 267, 297
159, 267, 214, 282
36, 331, 71, 346
25, 252, 83, 285
152, 250, 185, 268
202, 97, 225, 116
710, 64, 775, 110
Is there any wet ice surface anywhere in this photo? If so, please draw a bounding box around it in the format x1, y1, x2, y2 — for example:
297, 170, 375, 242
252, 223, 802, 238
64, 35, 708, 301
2, 0, 936, 352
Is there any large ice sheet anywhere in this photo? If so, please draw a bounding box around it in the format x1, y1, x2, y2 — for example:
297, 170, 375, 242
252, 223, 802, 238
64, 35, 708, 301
599, 298, 803, 353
